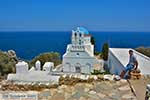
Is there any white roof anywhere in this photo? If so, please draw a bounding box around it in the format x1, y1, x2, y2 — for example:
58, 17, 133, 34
35, 60, 41, 64
109, 48, 150, 75
16, 61, 28, 66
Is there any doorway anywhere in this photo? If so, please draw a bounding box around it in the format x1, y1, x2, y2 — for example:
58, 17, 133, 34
75, 63, 81, 73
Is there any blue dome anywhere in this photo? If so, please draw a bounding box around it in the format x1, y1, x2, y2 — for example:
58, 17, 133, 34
78, 27, 89, 34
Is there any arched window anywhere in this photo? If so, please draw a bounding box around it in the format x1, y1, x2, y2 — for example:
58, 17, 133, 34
79, 33, 82, 37
76, 53, 80, 56
75, 63, 81, 73
86, 63, 92, 73
79, 39, 81, 45
86, 63, 91, 67
65, 62, 71, 72
74, 33, 77, 37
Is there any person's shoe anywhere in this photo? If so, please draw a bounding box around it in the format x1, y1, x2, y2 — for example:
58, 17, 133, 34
114, 75, 121, 81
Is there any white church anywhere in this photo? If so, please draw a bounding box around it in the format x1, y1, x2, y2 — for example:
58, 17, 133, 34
62, 27, 102, 74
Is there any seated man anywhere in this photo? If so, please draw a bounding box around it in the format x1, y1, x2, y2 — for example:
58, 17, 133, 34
120, 50, 138, 78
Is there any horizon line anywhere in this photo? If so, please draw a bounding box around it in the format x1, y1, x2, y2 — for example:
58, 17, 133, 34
0, 30, 150, 33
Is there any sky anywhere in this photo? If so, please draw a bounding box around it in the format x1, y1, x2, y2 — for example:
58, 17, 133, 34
0, 0, 150, 31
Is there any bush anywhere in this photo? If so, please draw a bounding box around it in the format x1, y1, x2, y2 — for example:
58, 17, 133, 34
91, 70, 102, 75
0, 51, 16, 76
101, 43, 109, 61
91, 69, 110, 75
94, 51, 101, 56
91, 36, 95, 45
91, 36, 97, 55
136, 47, 150, 57
30, 52, 61, 69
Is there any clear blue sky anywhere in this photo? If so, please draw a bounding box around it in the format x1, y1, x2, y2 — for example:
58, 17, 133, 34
0, 0, 150, 31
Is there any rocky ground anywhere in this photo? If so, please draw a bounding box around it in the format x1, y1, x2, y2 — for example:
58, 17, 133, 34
0, 76, 137, 100
38, 80, 136, 100
0, 79, 137, 100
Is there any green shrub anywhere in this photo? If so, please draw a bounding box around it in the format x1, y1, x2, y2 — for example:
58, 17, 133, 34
30, 52, 61, 69
91, 36, 100, 55
91, 70, 102, 75
91, 69, 110, 75
0, 51, 16, 76
101, 43, 109, 61
94, 51, 102, 56
91, 36, 95, 45
136, 47, 150, 57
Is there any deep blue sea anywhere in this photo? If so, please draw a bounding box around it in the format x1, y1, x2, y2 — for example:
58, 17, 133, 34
0, 31, 150, 60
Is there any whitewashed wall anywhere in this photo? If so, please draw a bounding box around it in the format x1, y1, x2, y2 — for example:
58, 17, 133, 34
16, 61, 29, 74
63, 51, 101, 74
7, 71, 60, 83
108, 48, 150, 75
108, 50, 125, 75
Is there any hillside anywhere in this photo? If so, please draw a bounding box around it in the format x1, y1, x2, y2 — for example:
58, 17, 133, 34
136, 47, 150, 57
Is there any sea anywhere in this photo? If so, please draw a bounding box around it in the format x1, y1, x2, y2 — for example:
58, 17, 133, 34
0, 31, 150, 60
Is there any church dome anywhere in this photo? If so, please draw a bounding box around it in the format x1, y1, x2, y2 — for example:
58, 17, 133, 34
78, 27, 89, 34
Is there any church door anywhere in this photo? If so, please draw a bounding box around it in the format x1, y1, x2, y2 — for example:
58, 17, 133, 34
75, 63, 81, 73
75, 67, 81, 73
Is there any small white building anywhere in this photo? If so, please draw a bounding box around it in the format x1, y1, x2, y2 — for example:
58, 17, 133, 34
63, 27, 103, 74
43, 62, 54, 72
7, 61, 59, 83
16, 61, 29, 74
108, 48, 150, 75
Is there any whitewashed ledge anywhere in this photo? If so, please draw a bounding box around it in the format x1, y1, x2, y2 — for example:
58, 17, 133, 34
61, 74, 122, 81
7, 71, 60, 84
7, 70, 122, 86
